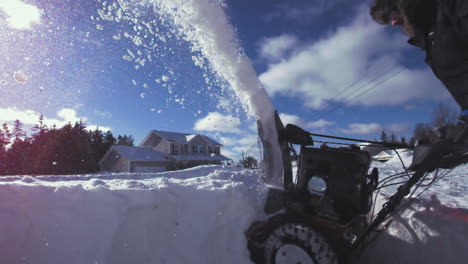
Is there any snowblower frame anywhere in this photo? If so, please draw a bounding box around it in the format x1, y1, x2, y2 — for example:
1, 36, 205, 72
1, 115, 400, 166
246, 112, 468, 264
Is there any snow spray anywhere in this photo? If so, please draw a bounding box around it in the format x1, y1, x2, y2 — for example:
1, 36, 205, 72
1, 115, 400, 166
150, 0, 283, 184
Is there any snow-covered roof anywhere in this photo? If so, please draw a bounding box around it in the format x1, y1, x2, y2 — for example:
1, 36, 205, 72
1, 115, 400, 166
186, 134, 196, 142
171, 155, 230, 161
154, 130, 191, 143
153, 130, 222, 145
111, 145, 171, 161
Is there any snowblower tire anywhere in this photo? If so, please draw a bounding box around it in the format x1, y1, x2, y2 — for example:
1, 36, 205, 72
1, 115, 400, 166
248, 221, 339, 264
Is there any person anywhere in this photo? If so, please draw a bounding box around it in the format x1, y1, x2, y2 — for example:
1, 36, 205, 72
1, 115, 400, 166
370, 0, 468, 121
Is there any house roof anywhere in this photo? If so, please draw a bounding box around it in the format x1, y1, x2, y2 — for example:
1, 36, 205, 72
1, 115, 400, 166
154, 130, 191, 143
171, 154, 230, 161
198, 135, 221, 145
111, 145, 171, 161
153, 130, 222, 145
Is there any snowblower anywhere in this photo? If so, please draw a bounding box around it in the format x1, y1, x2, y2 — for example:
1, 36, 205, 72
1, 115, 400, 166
246, 112, 468, 264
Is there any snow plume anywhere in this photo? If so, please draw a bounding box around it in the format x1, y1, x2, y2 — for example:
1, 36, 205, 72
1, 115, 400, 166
152, 0, 283, 184
194, 112, 242, 133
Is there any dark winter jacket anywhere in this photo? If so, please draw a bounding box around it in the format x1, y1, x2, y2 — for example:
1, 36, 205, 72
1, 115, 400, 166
407, 0, 468, 110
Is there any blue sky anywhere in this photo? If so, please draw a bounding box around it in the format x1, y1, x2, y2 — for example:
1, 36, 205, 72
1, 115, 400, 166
0, 0, 459, 161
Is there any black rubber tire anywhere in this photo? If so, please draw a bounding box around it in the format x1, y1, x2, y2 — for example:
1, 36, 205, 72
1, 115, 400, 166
247, 220, 339, 264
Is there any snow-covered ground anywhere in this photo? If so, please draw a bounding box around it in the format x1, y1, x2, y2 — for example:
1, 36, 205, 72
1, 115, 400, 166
0, 157, 467, 264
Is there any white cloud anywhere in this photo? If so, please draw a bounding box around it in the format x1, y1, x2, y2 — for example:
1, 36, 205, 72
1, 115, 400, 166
87, 125, 111, 132
259, 6, 447, 109
259, 34, 299, 61
238, 134, 258, 146
279, 113, 334, 130
57, 109, 87, 124
0, 107, 110, 131
387, 123, 410, 133
0, 0, 42, 30
265, 0, 344, 23
341, 123, 383, 135
194, 112, 242, 133
340, 122, 410, 135
217, 133, 261, 163
307, 119, 335, 129
219, 136, 237, 146
0, 108, 39, 124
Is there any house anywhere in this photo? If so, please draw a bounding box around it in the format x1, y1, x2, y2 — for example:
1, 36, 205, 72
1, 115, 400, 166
99, 145, 172, 173
372, 150, 395, 162
99, 130, 230, 172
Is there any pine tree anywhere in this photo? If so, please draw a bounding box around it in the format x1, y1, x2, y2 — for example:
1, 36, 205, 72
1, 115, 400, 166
241, 156, 258, 169
117, 134, 134, 146
12, 119, 25, 142
31, 115, 48, 138
2, 123, 12, 143
401, 137, 407, 147
380, 131, 388, 142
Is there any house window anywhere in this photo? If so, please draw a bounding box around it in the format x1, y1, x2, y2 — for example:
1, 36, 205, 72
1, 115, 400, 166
208, 146, 220, 155
173, 144, 182, 155
192, 145, 205, 154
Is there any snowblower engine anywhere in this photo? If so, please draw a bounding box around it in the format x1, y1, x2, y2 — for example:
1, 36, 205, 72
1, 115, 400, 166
270, 123, 379, 225
295, 144, 377, 223
247, 120, 379, 264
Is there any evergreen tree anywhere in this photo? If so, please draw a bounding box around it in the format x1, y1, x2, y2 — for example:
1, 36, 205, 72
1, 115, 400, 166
0, 125, 8, 175
379, 131, 388, 142
2, 123, 11, 143
117, 134, 134, 146
31, 115, 47, 137
5, 136, 32, 175
103, 131, 116, 149
90, 128, 105, 162
241, 156, 258, 169
401, 137, 407, 147
0, 124, 8, 152
12, 119, 25, 142
411, 123, 438, 145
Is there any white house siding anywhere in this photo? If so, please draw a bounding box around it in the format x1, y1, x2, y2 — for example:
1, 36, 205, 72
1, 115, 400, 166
140, 132, 162, 147
189, 136, 208, 154
130, 161, 171, 172
153, 138, 171, 154
114, 158, 130, 172
100, 150, 129, 172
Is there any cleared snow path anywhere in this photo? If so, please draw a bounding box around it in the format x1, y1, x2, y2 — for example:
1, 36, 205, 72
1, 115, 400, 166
0, 162, 466, 264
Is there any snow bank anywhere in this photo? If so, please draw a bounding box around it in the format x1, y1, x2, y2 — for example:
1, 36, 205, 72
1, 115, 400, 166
0, 162, 466, 264
0, 166, 267, 264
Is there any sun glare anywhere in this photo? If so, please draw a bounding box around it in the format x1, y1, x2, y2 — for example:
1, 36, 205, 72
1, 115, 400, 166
0, 0, 42, 30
